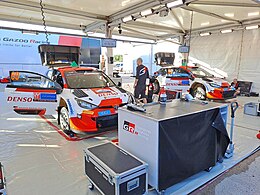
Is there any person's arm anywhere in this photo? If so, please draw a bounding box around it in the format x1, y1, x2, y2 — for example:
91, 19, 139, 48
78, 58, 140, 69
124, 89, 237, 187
134, 66, 140, 88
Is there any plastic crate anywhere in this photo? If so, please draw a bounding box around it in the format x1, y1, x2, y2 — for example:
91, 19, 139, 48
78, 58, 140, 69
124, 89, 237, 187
244, 102, 259, 116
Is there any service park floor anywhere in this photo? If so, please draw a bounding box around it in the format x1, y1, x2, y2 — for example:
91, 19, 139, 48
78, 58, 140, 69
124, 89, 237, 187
0, 91, 259, 195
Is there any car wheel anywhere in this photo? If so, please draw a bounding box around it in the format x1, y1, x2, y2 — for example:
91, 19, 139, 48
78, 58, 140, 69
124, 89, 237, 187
59, 107, 71, 132
153, 80, 160, 94
192, 84, 206, 100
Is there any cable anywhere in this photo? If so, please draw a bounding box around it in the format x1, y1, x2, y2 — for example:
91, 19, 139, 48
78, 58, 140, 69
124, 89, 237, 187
39, 0, 49, 44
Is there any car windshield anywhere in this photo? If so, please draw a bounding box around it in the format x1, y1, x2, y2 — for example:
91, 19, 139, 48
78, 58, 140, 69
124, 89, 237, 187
188, 68, 214, 78
64, 70, 115, 89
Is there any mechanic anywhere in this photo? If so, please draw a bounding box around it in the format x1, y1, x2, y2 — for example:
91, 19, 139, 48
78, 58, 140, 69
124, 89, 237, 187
231, 78, 240, 97
134, 57, 149, 104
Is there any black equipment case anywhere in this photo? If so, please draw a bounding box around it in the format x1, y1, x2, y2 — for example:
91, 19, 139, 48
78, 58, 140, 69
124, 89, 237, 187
84, 142, 148, 195
0, 162, 6, 195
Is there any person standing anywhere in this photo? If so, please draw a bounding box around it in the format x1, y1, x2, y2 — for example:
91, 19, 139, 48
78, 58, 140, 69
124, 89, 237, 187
134, 58, 149, 104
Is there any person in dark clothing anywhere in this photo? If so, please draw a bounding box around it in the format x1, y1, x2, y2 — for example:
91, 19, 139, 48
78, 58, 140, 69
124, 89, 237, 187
231, 78, 240, 97
134, 58, 149, 104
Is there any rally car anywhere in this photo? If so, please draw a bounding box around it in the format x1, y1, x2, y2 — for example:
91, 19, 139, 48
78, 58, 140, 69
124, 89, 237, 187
4, 45, 131, 134
153, 65, 236, 100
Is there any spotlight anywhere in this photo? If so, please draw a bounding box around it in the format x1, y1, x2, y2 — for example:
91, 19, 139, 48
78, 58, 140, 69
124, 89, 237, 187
220, 29, 233, 34
140, 9, 153, 16
199, 32, 211, 36
167, 0, 184, 8
245, 25, 259, 30
122, 15, 133, 23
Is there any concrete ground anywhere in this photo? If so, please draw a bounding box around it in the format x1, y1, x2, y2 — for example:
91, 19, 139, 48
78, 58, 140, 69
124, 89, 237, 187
191, 96, 260, 195
191, 150, 260, 195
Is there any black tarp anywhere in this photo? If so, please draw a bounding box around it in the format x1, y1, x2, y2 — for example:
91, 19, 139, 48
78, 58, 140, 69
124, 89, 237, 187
158, 108, 229, 191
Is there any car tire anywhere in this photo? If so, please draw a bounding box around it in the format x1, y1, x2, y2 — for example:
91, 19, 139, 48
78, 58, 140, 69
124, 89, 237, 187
59, 107, 71, 132
192, 84, 206, 100
153, 80, 160, 94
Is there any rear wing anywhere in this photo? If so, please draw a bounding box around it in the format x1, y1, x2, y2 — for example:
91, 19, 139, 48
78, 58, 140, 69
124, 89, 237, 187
155, 52, 175, 67
38, 44, 80, 68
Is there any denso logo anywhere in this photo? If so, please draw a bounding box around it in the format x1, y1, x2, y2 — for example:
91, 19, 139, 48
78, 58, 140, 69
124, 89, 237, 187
123, 121, 138, 135
7, 96, 33, 102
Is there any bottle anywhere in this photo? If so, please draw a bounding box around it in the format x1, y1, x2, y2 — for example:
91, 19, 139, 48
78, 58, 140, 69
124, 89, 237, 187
159, 87, 167, 105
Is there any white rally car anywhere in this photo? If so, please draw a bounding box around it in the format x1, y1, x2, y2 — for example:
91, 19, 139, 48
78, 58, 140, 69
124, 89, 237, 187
154, 65, 236, 100
4, 45, 131, 134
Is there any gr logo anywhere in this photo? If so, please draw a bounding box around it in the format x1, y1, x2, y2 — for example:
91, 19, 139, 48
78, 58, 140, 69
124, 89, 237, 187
123, 121, 138, 135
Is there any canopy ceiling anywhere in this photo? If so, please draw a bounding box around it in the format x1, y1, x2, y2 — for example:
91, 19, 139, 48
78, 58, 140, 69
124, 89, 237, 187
0, 0, 260, 42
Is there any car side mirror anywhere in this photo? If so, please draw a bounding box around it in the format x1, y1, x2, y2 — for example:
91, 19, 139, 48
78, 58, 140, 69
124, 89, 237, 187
117, 82, 122, 87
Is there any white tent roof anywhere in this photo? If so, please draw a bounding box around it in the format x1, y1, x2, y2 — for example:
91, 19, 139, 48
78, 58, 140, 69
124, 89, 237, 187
0, 0, 260, 41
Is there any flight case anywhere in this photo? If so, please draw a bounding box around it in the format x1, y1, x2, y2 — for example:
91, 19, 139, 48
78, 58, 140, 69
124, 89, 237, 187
84, 142, 148, 195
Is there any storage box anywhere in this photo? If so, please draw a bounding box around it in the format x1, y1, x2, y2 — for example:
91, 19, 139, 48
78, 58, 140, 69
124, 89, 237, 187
244, 102, 259, 116
0, 162, 7, 195
84, 142, 148, 195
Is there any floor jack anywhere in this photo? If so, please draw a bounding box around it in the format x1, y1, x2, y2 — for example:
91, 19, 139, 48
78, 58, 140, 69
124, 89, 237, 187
225, 102, 239, 159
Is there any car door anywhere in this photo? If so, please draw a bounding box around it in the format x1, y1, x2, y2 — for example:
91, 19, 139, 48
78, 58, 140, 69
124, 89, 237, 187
4, 71, 62, 115
164, 68, 190, 92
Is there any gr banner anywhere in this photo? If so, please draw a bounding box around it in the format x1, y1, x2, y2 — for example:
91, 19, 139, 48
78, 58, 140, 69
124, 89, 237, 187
0, 29, 101, 65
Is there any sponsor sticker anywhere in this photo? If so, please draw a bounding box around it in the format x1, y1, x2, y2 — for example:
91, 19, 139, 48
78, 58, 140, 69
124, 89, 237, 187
98, 110, 111, 116
7, 96, 33, 102
123, 121, 138, 135
67, 99, 74, 115
34, 93, 57, 102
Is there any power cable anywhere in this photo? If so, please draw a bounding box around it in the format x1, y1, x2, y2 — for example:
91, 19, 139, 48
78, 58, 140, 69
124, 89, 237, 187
39, 0, 49, 44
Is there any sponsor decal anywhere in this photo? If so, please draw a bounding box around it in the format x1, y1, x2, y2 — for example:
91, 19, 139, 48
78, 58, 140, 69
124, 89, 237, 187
98, 110, 111, 116
34, 93, 57, 102
166, 80, 189, 86
7, 96, 33, 102
67, 99, 74, 115
123, 121, 138, 135
92, 88, 118, 97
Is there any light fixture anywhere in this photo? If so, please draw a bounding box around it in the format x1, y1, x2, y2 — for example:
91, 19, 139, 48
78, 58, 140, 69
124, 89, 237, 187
248, 12, 259, 17
199, 32, 211, 36
140, 9, 153, 16
224, 13, 234, 18
245, 25, 259, 30
201, 22, 210, 26
22, 30, 39, 35
122, 15, 133, 23
220, 29, 233, 34
166, 0, 184, 8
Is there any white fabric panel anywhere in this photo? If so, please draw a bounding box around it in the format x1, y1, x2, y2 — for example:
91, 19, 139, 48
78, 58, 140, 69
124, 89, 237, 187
239, 29, 260, 93
190, 30, 260, 93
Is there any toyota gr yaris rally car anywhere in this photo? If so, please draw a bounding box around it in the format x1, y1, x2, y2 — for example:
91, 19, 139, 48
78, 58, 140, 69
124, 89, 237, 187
153, 66, 236, 100
4, 45, 131, 134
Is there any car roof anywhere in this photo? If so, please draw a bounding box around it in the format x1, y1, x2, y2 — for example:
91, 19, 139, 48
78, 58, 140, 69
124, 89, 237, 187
57, 66, 98, 72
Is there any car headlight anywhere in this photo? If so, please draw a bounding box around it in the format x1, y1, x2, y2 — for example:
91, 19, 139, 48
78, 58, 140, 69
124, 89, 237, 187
76, 99, 97, 109
209, 82, 221, 88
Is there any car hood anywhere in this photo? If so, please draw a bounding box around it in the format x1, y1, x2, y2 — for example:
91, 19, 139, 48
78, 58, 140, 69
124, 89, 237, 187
202, 77, 230, 87
72, 87, 128, 107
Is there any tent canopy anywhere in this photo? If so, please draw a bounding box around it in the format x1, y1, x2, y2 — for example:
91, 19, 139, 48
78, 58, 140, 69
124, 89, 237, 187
0, 0, 260, 41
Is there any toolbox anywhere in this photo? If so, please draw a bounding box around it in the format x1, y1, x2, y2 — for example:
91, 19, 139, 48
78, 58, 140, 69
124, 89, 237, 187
244, 102, 260, 116
84, 142, 148, 195
0, 162, 7, 195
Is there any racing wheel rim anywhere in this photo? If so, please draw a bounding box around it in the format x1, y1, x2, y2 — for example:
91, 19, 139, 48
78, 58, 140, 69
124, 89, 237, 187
194, 86, 206, 100
60, 107, 70, 131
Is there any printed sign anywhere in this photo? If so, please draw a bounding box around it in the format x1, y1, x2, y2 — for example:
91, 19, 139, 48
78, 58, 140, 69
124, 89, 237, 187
33, 93, 57, 102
